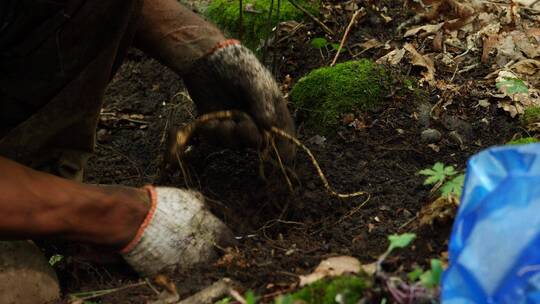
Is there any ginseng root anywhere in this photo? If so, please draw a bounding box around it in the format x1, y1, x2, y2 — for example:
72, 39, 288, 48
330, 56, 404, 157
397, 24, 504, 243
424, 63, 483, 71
170, 110, 367, 199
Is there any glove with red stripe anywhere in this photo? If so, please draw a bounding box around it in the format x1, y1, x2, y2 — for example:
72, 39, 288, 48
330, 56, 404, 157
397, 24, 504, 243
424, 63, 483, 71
121, 186, 232, 276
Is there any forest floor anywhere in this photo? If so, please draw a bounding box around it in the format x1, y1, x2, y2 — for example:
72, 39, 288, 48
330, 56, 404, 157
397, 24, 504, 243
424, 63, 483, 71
55, 0, 540, 303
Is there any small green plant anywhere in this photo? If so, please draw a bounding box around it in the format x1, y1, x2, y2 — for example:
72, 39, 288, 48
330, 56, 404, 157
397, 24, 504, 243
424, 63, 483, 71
521, 106, 540, 126
418, 162, 457, 186
292, 276, 369, 304
419, 162, 464, 199
274, 294, 294, 304
407, 267, 424, 282
387, 233, 416, 253
440, 174, 465, 199
377, 233, 416, 266
407, 259, 444, 289
496, 77, 529, 95
229, 277, 369, 304
245, 290, 257, 304
49, 254, 64, 266
311, 37, 329, 49
507, 137, 540, 145
310, 37, 346, 59
206, 0, 320, 50
215, 297, 232, 304
419, 259, 444, 289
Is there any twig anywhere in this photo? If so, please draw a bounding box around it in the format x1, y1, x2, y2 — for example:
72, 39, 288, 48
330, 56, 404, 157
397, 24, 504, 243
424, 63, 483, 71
331, 9, 365, 67
178, 278, 236, 304
262, 0, 275, 62
239, 0, 244, 41
288, 0, 334, 36
272, 0, 282, 76
270, 135, 294, 193
68, 282, 147, 301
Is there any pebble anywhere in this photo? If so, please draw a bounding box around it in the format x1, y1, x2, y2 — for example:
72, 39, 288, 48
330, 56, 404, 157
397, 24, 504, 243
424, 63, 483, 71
96, 129, 109, 142
421, 128, 442, 143
449, 131, 465, 146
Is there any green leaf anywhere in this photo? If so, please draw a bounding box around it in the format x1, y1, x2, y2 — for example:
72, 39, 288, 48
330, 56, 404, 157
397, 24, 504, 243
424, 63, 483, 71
330, 43, 346, 53
215, 297, 232, 304
418, 162, 457, 185
274, 294, 294, 304
407, 267, 424, 282
440, 174, 465, 198
49, 254, 64, 266
496, 77, 529, 95
245, 290, 257, 304
387, 233, 416, 252
420, 259, 444, 289
430, 259, 444, 284
310, 37, 328, 49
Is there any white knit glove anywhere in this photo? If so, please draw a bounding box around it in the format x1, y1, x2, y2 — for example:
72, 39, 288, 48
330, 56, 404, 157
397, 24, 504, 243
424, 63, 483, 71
120, 186, 232, 276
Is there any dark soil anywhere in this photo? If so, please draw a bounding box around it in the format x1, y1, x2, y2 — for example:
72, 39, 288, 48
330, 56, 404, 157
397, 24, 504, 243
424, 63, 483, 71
54, 1, 523, 303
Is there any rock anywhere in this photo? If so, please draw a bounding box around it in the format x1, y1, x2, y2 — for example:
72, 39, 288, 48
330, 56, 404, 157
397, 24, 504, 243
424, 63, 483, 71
441, 115, 473, 140
307, 135, 327, 147
96, 128, 109, 142
421, 128, 442, 143
0, 241, 60, 304
417, 102, 432, 128
449, 131, 465, 146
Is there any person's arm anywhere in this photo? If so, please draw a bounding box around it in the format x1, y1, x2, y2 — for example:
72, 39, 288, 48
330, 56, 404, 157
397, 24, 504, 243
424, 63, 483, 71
136, 0, 296, 161
0, 156, 232, 276
0, 156, 149, 249
135, 0, 225, 75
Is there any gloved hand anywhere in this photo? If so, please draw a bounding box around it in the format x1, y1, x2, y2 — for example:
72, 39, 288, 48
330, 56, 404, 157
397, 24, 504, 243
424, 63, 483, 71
120, 186, 233, 276
135, 0, 295, 161
182, 40, 296, 161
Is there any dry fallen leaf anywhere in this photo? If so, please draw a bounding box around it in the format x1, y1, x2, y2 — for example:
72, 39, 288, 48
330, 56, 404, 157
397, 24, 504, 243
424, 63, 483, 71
358, 38, 383, 51
404, 43, 436, 85
376, 48, 406, 65
299, 256, 361, 286
404, 22, 444, 38
412, 196, 459, 229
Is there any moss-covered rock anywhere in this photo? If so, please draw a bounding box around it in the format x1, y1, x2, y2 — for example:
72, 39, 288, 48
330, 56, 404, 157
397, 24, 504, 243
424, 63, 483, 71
289, 59, 388, 133
521, 106, 540, 126
291, 276, 370, 304
206, 0, 318, 49
506, 137, 540, 145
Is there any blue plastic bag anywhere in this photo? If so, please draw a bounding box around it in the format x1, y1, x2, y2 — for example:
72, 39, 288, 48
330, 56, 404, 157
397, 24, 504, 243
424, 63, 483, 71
442, 143, 540, 304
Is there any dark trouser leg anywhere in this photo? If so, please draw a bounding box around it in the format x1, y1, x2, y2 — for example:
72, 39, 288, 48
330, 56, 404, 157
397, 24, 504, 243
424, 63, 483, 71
0, 0, 142, 181
0, 1, 143, 303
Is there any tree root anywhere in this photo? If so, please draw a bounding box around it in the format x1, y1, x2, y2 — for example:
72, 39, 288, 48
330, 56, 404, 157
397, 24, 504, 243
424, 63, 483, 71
171, 110, 367, 199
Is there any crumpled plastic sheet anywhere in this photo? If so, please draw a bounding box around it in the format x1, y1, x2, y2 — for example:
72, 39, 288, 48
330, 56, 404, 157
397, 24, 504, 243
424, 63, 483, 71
442, 143, 540, 304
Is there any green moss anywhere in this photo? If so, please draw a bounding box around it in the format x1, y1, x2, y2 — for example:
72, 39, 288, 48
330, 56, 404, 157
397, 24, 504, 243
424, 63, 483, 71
206, 0, 318, 49
289, 59, 388, 133
290, 276, 369, 304
521, 106, 540, 126
506, 137, 540, 145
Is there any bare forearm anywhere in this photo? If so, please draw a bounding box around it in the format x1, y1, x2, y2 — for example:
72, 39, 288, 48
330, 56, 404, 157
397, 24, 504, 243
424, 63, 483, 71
135, 0, 225, 75
0, 156, 149, 249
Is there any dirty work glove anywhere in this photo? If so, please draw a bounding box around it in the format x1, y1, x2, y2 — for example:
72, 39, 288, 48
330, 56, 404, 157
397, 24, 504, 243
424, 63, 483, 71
182, 40, 296, 161
121, 186, 233, 276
